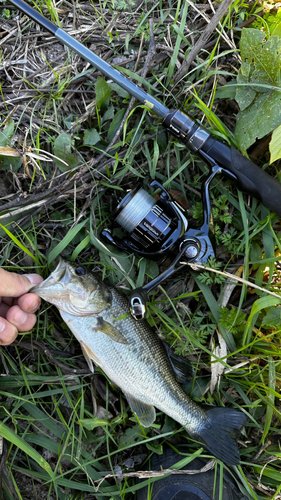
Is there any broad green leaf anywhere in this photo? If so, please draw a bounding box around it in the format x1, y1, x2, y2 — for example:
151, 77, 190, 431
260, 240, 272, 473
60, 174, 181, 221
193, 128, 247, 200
252, 36, 281, 85
0, 421, 54, 478
239, 29, 281, 87
109, 82, 129, 98
183, 375, 210, 400
215, 82, 237, 100
79, 418, 109, 430
83, 128, 100, 146
95, 76, 111, 111
272, 21, 281, 38
236, 90, 281, 152
0, 121, 14, 146
0, 155, 22, 171
107, 108, 126, 142
157, 131, 168, 153
269, 123, 281, 163
118, 424, 143, 448
47, 219, 88, 264
146, 260, 159, 279
235, 73, 256, 111
243, 295, 281, 345
230, 28, 281, 151
239, 30, 264, 75
262, 306, 281, 327
53, 133, 78, 172
103, 105, 115, 121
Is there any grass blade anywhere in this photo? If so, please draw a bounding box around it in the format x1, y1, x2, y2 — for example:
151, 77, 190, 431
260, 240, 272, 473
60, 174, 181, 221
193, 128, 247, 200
261, 357, 276, 444
0, 223, 40, 264
48, 219, 88, 264
0, 422, 55, 479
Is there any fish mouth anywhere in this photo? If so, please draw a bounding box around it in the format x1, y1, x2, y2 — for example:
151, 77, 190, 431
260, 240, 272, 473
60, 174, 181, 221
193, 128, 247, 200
31, 257, 72, 298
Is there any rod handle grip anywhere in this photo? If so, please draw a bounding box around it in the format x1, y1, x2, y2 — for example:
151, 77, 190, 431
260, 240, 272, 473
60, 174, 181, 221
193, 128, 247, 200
202, 140, 281, 216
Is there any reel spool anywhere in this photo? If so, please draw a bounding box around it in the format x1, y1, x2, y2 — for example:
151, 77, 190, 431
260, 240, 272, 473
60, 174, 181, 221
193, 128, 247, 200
101, 181, 188, 258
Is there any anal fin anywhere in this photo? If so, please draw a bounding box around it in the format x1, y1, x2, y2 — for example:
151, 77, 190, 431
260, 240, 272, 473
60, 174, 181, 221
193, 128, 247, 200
124, 392, 156, 427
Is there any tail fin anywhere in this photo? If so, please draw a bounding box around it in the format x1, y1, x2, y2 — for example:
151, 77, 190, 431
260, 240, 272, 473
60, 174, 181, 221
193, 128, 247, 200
194, 408, 246, 466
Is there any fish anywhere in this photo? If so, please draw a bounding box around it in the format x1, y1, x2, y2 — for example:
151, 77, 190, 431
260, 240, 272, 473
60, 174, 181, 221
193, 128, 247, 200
31, 258, 245, 465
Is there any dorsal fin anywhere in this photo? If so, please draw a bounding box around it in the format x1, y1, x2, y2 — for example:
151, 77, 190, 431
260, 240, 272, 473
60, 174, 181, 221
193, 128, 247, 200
162, 341, 194, 383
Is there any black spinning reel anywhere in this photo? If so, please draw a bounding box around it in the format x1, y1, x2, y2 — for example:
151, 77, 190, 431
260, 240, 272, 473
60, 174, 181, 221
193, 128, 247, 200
101, 155, 231, 320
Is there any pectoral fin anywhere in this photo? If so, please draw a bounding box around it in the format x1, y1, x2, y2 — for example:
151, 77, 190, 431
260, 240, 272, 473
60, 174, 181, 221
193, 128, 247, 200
93, 317, 128, 344
124, 392, 156, 427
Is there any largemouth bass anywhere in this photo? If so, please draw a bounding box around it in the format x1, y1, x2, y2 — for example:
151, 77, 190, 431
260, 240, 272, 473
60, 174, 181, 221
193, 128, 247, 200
32, 258, 245, 465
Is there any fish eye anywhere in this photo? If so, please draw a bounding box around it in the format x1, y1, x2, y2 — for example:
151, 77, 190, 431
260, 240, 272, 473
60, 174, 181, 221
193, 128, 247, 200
75, 266, 86, 276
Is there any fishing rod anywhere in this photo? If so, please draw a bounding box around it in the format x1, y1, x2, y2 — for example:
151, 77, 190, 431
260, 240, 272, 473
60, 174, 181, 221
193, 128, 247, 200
9, 0, 281, 213
8, 0, 281, 320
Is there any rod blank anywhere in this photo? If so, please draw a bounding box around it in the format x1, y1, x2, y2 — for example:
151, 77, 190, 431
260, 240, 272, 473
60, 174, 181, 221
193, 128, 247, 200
9, 0, 169, 119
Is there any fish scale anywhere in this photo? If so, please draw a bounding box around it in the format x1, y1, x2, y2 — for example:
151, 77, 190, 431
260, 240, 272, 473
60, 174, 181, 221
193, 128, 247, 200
31, 258, 246, 465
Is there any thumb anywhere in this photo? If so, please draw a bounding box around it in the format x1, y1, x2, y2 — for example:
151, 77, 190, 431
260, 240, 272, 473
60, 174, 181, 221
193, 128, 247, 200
0, 268, 43, 298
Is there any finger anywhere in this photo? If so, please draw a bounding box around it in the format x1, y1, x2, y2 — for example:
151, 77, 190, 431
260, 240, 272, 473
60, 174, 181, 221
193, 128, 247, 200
17, 293, 41, 314
6, 305, 37, 333
0, 269, 43, 298
2, 297, 14, 307
0, 302, 9, 317
0, 318, 18, 346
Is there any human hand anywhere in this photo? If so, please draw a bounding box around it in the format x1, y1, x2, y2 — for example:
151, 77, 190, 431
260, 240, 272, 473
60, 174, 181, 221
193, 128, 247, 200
0, 269, 43, 345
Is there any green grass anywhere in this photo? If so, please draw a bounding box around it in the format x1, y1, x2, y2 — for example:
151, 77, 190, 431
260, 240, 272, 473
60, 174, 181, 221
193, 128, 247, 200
0, 0, 281, 499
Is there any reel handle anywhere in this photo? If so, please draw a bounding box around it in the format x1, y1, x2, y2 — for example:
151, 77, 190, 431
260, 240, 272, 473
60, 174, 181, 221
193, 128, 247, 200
129, 245, 198, 320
